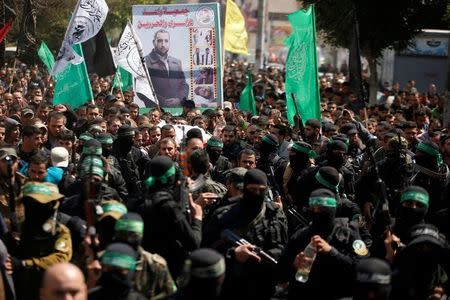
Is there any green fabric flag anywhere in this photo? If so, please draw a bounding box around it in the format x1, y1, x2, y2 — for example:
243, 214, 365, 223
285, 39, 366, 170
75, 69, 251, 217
239, 72, 256, 115
113, 66, 133, 91
285, 6, 321, 125
53, 43, 93, 109
37, 41, 55, 73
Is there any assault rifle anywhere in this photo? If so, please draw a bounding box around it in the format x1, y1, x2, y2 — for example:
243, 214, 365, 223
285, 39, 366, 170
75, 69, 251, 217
221, 229, 278, 264
268, 165, 309, 229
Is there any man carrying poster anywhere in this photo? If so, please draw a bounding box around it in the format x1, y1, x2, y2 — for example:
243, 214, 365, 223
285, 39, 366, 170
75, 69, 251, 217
145, 29, 189, 107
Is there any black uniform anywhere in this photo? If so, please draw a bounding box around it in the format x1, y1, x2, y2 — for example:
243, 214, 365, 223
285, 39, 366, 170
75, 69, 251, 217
203, 199, 288, 300
137, 188, 202, 280
277, 219, 367, 300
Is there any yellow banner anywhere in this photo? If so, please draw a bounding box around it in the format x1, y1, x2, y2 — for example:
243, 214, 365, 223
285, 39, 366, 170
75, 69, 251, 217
224, 0, 248, 55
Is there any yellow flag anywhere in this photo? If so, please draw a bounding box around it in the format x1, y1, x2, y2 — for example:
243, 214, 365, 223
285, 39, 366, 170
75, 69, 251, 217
224, 0, 248, 55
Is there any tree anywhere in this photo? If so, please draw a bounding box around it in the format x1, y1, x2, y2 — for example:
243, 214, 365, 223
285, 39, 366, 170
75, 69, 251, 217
302, 0, 448, 103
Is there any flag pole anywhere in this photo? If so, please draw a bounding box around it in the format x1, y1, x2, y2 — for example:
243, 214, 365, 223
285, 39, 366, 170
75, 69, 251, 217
128, 21, 160, 110
8, 56, 16, 93
113, 68, 125, 101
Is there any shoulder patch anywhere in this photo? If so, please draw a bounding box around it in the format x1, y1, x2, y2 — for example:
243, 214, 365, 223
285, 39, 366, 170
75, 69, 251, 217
55, 237, 70, 253
352, 239, 368, 256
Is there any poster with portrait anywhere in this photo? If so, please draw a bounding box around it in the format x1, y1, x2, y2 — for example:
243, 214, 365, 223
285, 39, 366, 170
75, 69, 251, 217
132, 4, 223, 111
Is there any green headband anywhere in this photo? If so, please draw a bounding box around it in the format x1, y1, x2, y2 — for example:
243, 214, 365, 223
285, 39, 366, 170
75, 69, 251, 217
315, 172, 339, 192
145, 165, 176, 187
102, 203, 128, 215
292, 143, 317, 158
98, 137, 114, 145
102, 251, 136, 270
83, 146, 102, 156
416, 142, 443, 166
400, 191, 429, 207
79, 134, 93, 142
309, 196, 337, 208
262, 135, 278, 146
207, 139, 224, 148
115, 219, 144, 235
23, 184, 52, 196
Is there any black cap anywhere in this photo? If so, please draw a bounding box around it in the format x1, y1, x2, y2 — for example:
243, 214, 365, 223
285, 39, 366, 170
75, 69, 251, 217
244, 168, 268, 187
356, 258, 391, 285
189, 248, 225, 279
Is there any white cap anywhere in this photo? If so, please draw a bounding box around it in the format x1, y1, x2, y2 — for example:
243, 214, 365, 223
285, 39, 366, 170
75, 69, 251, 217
223, 101, 233, 110
51, 147, 69, 168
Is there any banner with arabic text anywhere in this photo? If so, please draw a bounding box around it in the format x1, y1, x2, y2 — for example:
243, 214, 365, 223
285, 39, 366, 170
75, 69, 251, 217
132, 3, 223, 110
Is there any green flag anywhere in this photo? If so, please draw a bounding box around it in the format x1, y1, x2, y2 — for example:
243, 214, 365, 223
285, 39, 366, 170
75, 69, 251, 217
37, 41, 55, 73
285, 5, 320, 125
53, 43, 93, 109
113, 66, 133, 91
240, 72, 256, 115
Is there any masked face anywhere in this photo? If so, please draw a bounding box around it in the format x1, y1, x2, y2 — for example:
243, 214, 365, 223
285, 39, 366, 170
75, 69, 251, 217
242, 184, 267, 207
207, 147, 222, 162
24, 198, 54, 225
289, 153, 309, 171
310, 206, 336, 235
99, 268, 133, 293
398, 203, 427, 227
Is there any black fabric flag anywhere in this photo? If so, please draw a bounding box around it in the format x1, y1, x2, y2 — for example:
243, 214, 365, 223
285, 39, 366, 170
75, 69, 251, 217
16, 0, 37, 65
348, 13, 366, 102
82, 28, 115, 77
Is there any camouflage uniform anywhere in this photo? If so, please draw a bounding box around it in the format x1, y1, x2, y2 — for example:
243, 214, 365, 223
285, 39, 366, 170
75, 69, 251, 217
11, 182, 73, 300
135, 247, 177, 300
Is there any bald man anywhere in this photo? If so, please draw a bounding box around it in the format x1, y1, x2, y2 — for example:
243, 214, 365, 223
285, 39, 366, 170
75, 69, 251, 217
40, 263, 87, 300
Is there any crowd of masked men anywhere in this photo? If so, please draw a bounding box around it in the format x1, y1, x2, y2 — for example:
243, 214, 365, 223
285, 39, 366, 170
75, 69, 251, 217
0, 64, 449, 300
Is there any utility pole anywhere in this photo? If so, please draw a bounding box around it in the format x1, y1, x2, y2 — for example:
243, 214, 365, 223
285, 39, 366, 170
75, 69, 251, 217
254, 0, 266, 70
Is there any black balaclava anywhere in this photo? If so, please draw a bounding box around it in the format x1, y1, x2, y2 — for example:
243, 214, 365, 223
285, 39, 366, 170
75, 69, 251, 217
397, 224, 445, 295
415, 141, 443, 171
260, 134, 279, 158
181, 248, 225, 300
114, 213, 144, 249
77, 132, 94, 153
206, 137, 224, 163
289, 141, 313, 171
145, 156, 177, 190
354, 258, 391, 300
114, 125, 135, 155
97, 217, 118, 250
396, 186, 429, 236
23, 198, 54, 226
242, 168, 268, 210
326, 140, 348, 169
97, 133, 114, 158
98, 243, 137, 298
309, 188, 337, 236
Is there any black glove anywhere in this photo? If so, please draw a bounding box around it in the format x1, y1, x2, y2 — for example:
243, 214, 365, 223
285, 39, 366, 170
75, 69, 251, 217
10, 256, 24, 272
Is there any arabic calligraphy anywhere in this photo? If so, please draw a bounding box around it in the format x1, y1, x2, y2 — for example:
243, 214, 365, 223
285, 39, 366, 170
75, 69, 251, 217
137, 18, 194, 29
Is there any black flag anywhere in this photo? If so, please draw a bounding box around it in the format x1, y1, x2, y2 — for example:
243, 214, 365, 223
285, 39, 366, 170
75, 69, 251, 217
348, 12, 366, 102
16, 0, 37, 65
82, 28, 115, 77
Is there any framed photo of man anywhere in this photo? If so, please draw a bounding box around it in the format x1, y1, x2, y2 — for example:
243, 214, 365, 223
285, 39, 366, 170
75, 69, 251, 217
132, 4, 223, 111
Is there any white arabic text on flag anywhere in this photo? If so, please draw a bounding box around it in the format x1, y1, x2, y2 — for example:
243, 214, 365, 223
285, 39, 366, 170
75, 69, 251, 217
114, 22, 157, 107
52, 0, 109, 75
